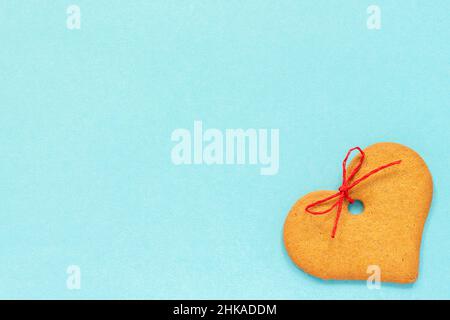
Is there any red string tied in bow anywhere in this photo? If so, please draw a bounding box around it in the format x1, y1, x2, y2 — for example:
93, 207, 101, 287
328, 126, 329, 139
305, 147, 401, 239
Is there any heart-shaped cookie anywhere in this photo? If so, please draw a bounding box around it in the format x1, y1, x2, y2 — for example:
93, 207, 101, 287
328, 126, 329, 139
283, 142, 433, 283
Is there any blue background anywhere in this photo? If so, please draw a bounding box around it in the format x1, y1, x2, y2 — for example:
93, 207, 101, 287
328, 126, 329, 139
0, 1, 449, 299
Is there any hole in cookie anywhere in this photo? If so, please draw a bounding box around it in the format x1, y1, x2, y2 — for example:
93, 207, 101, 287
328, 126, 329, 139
348, 200, 364, 215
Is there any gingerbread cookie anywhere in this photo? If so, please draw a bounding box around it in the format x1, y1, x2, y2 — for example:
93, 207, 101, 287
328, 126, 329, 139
283, 142, 433, 283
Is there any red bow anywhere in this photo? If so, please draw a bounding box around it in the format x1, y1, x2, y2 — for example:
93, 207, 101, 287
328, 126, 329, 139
305, 147, 401, 238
